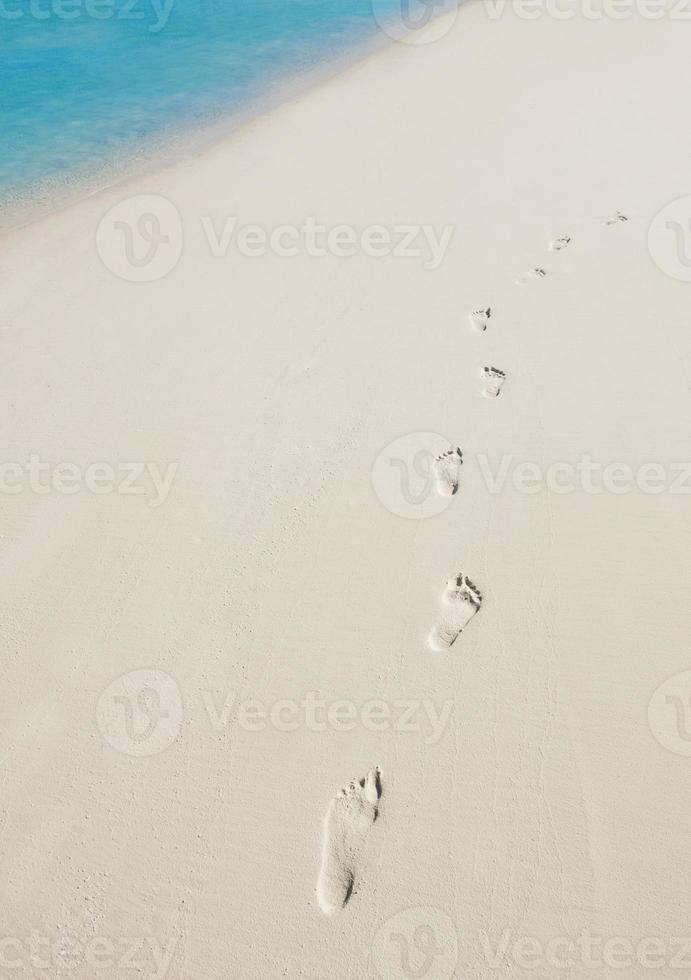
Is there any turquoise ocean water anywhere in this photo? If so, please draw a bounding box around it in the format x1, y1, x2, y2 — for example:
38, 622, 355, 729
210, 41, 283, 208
0, 0, 423, 209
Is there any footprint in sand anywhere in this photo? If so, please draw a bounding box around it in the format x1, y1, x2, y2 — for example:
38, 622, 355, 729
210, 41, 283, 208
429, 574, 482, 651
432, 447, 463, 497
514, 267, 547, 284
482, 366, 506, 398
549, 235, 571, 251
317, 768, 382, 915
604, 210, 628, 225
469, 306, 491, 332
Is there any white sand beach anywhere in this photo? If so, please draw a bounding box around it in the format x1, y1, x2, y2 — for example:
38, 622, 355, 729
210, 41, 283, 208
2, 3, 691, 976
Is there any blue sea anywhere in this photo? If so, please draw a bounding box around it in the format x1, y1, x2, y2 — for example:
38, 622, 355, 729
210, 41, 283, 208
0, 0, 439, 210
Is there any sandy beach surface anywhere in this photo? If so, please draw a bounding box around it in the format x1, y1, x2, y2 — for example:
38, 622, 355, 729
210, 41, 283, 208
2, 3, 691, 977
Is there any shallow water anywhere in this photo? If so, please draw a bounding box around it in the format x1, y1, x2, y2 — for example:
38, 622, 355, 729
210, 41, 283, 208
0, 0, 412, 206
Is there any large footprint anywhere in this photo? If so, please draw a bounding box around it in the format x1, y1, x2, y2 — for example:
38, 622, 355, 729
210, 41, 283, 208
468, 306, 491, 332
603, 210, 628, 225
482, 366, 506, 398
317, 768, 382, 914
429, 574, 482, 651
549, 235, 571, 251
514, 267, 547, 285
432, 447, 463, 497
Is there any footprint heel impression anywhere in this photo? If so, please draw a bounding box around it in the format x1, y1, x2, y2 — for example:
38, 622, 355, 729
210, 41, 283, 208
316, 768, 382, 914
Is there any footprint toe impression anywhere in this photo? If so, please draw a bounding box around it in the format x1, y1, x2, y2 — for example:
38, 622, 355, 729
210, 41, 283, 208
432, 447, 463, 497
515, 267, 547, 285
469, 306, 491, 332
429, 574, 482, 651
604, 210, 628, 226
482, 366, 506, 398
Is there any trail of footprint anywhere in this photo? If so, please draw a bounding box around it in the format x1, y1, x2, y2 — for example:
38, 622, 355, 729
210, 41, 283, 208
604, 210, 628, 225
469, 306, 491, 332
514, 267, 547, 285
429, 574, 482, 651
432, 447, 463, 497
482, 366, 506, 398
317, 768, 382, 914
549, 235, 571, 251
